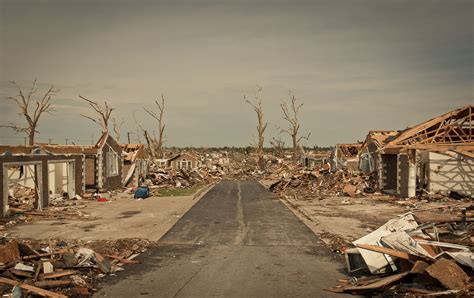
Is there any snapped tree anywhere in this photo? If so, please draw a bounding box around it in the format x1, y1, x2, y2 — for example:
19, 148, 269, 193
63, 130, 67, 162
133, 111, 157, 159
245, 85, 267, 170
143, 94, 166, 158
2, 79, 58, 145
279, 92, 310, 162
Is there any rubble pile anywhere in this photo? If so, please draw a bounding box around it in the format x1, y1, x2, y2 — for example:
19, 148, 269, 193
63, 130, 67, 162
4, 184, 90, 226
393, 192, 474, 210
0, 237, 153, 296
8, 185, 36, 209
145, 164, 224, 189
261, 162, 378, 199
2, 206, 89, 228
328, 208, 474, 296
144, 157, 262, 190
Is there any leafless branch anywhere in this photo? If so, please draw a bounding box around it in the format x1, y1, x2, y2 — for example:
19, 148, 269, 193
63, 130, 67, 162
3, 79, 58, 145
144, 93, 166, 158
79, 95, 114, 133
133, 111, 158, 159
279, 91, 309, 162
245, 85, 267, 170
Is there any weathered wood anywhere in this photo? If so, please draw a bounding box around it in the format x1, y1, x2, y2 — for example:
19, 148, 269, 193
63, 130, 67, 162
426, 258, 469, 290
410, 260, 429, 274
94, 252, 111, 273
0, 276, 66, 298
34, 261, 42, 281
0, 241, 20, 264
9, 269, 33, 278
343, 271, 410, 291
106, 255, 140, 264
22, 249, 69, 260
39, 270, 76, 280
34, 280, 72, 289
356, 243, 410, 260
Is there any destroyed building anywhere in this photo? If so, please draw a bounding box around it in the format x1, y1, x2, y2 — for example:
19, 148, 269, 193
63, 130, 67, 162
0, 147, 84, 217
121, 143, 149, 187
0, 133, 124, 217
331, 143, 362, 172
358, 130, 398, 174
300, 152, 331, 170
379, 105, 473, 198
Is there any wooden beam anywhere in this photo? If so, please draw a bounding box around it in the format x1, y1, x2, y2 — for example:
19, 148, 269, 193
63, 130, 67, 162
385, 105, 471, 147
21, 249, 69, 260
0, 277, 66, 298
356, 243, 410, 260
39, 270, 76, 280
470, 106, 472, 140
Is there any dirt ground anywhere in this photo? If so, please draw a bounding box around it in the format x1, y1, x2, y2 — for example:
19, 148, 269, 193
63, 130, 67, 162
283, 195, 403, 238
9, 185, 212, 241
278, 192, 470, 251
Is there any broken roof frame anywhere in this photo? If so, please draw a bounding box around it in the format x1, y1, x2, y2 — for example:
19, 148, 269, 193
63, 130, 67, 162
335, 143, 362, 158
384, 105, 473, 149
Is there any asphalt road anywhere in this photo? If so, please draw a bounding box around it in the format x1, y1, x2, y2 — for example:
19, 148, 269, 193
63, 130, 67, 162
96, 180, 347, 297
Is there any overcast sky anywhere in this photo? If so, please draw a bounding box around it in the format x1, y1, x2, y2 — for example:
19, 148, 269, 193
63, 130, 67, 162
0, 0, 472, 147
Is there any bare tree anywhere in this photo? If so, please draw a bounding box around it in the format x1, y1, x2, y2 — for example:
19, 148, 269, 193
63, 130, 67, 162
2, 79, 58, 145
133, 111, 157, 159
111, 117, 124, 142
279, 92, 310, 162
79, 95, 114, 133
143, 94, 166, 158
245, 85, 267, 170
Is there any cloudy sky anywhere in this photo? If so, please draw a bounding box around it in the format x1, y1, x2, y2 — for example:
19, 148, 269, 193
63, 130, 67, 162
0, 0, 472, 147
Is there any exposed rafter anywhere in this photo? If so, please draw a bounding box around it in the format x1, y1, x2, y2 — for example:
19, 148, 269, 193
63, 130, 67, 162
385, 105, 473, 148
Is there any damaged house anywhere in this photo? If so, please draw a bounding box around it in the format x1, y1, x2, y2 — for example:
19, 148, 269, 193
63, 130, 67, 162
300, 152, 331, 170
0, 146, 84, 217
379, 105, 473, 198
358, 130, 398, 174
50, 132, 123, 191
331, 143, 362, 172
0, 133, 123, 217
122, 143, 149, 187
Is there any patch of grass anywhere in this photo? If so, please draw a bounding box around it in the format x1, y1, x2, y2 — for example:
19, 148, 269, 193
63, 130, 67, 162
156, 186, 202, 197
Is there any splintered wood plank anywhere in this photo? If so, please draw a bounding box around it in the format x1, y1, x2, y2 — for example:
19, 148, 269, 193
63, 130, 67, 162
34, 280, 72, 289
470, 106, 472, 140
356, 244, 410, 260
22, 249, 69, 260
39, 270, 76, 280
9, 269, 34, 278
0, 277, 66, 298
343, 271, 410, 291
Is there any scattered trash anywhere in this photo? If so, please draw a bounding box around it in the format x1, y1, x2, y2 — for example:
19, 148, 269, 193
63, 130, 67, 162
0, 237, 153, 296
327, 209, 474, 296
133, 186, 150, 199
